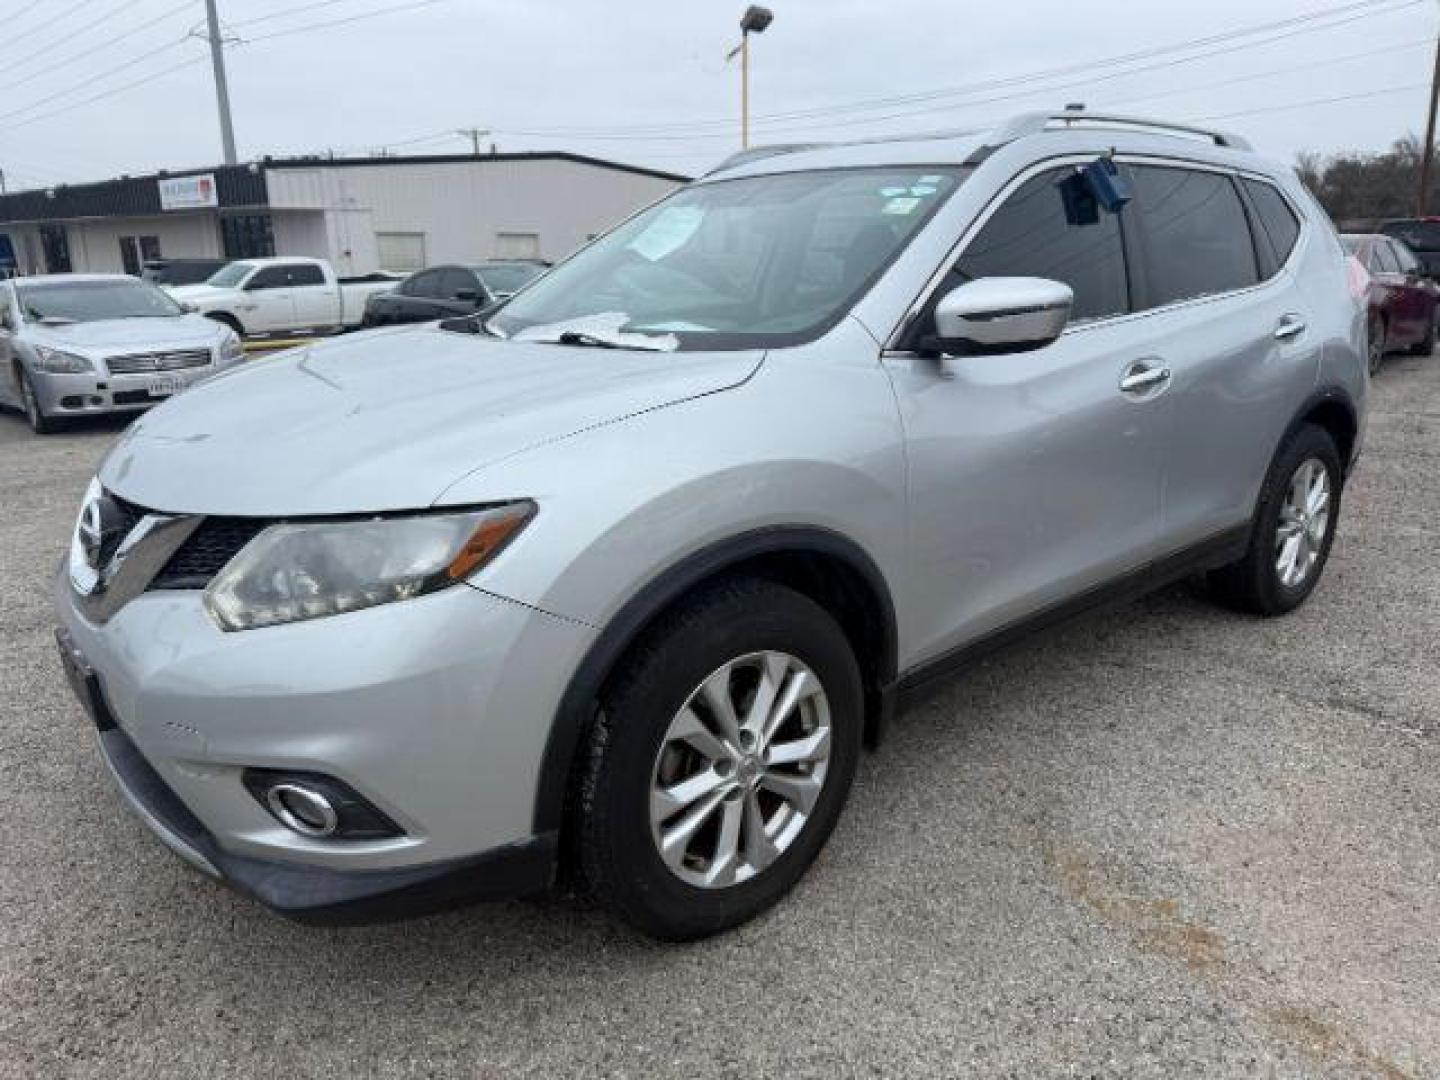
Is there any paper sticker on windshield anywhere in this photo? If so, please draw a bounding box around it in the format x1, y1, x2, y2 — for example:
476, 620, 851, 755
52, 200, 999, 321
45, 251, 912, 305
919, 175, 942, 184
883, 196, 921, 215
880, 186, 908, 197
628, 206, 703, 262
910, 184, 938, 196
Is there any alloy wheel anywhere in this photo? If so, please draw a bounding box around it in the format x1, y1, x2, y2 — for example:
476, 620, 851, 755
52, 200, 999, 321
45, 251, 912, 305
1274, 457, 1331, 589
649, 651, 832, 889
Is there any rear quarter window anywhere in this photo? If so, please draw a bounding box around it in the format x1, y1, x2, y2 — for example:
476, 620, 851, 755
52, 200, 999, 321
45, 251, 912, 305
1241, 179, 1302, 269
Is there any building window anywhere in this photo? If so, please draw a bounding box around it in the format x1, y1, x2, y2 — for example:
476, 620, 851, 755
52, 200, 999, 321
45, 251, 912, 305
40, 223, 72, 273
376, 232, 426, 273
119, 235, 161, 276
495, 231, 541, 260
221, 214, 275, 259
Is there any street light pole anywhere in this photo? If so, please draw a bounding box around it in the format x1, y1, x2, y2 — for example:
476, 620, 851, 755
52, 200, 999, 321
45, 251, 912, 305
204, 0, 238, 165
728, 6, 773, 149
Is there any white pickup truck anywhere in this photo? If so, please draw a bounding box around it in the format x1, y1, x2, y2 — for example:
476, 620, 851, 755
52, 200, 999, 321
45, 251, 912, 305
167, 257, 399, 337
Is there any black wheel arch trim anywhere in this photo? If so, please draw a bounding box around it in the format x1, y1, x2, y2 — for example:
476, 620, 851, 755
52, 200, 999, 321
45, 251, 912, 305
1284, 384, 1361, 476
531, 525, 899, 837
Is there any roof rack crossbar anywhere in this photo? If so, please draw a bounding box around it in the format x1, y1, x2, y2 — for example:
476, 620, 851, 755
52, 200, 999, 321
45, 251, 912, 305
987, 110, 1252, 151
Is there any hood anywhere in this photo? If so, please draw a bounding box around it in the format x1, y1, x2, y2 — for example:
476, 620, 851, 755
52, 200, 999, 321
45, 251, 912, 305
26, 314, 227, 353
100, 325, 762, 515
167, 284, 240, 305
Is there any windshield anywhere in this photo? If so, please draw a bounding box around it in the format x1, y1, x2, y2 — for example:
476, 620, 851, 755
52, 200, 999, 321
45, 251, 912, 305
489, 166, 966, 350
476, 263, 544, 295
1381, 220, 1440, 252
206, 262, 254, 288
17, 280, 184, 323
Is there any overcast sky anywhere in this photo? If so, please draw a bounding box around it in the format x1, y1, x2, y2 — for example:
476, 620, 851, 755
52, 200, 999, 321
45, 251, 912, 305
0, 0, 1431, 190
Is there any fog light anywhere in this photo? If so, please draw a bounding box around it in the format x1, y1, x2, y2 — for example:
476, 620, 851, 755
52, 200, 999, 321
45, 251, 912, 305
243, 769, 402, 840
265, 783, 339, 837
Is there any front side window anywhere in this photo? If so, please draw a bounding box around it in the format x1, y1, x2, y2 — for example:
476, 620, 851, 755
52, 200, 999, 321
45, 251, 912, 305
489, 167, 966, 350
247, 266, 291, 290
208, 262, 254, 288
952, 166, 1129, 323
1131, 166, 1258, 308
1371, 243, 1399, 275
17, 280, 183, 323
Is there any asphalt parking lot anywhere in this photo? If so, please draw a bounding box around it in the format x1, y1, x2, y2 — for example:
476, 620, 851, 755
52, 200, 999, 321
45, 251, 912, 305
1, 355, 1436, 1079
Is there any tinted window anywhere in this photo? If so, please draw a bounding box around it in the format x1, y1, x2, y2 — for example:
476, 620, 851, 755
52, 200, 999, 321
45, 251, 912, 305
953, 166, 1129, 323
404, 269, 444, 298
1371, 243, 1399, 274
1241, 179, 1301, 267
1382, 220, 1440, 252
287, 264, 325, 287
439, 268, 479, 298
17, 280, 183, 322
1132, 167, 1257, 307
247, 266, 291, 290
475, 263, 543, 295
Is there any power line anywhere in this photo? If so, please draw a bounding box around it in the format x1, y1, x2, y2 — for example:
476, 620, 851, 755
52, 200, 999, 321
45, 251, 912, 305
240, 0, 450, 45
1192, 82, 1428, 122
0, 36, 190, 125
0, 56, 207, 134
502, 0, 1421, 140
0, 0, 97, 60
231, 0, 382, 29
0, 0, 196, 93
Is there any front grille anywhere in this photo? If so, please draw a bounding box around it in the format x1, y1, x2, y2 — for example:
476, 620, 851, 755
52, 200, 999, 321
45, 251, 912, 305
150, 516, 270, 590
105, 349, 212, 375
104, 495, 150, 566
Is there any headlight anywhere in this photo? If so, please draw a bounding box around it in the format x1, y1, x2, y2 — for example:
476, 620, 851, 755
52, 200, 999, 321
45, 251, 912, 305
204, 502, 535, 631
219, 336, 244, 363
31, 346, 93, 374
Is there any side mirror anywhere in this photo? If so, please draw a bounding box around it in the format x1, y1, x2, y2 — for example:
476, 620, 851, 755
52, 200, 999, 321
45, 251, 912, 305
921, 277, 1073, 357
454, 288, 480, 302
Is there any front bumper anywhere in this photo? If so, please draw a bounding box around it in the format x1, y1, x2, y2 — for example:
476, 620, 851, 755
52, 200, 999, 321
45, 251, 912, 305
53, 570, 595, 922
32, 365, 220, 416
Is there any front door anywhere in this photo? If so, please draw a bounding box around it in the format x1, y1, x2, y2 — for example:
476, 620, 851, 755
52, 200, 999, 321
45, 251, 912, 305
886, 163, 1166, 666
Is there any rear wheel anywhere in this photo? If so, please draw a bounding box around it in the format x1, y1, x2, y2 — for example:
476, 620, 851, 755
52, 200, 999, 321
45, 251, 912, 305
1367, 313, 1386, 374
1206, 424, 1342, 616
1409, 309, 1437, 356
577, 578, 863, 940
18, 368, 56, 434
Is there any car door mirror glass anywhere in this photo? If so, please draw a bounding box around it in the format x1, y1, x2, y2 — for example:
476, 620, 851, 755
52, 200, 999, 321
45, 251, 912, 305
922, 277, 1073, 357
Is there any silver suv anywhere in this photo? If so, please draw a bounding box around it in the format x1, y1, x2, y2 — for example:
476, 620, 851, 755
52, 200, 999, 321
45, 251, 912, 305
53, 112, 1366, 939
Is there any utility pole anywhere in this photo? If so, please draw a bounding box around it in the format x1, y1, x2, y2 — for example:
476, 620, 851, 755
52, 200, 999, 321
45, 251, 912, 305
204, 0, 237, 164
1421, 39, 1440, 215
726, 7, 773, 150
457, 127, 490, 155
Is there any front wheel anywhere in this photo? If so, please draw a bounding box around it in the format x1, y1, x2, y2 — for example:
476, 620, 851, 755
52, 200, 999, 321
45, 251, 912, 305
576, 578, 863, 940
1205, 424, 1342, 616
1367, 314, 1386, 375
1409, 309, 1437, 356
19, 368, 56, 434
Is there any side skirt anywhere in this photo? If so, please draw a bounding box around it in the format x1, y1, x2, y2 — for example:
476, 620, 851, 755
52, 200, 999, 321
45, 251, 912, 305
893, 525, 1249, 707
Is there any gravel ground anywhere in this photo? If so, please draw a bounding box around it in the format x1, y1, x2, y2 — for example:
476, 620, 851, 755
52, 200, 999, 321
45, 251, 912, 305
1, 354, 1436, 1079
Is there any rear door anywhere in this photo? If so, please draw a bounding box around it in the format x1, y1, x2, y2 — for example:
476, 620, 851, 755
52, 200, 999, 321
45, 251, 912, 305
886, 162, 1167, 663
286, 263, 340, 329
1126, 164, 1319, 547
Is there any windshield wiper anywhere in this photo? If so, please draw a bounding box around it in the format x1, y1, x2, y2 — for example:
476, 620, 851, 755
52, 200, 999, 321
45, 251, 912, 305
556, 331, 624, 349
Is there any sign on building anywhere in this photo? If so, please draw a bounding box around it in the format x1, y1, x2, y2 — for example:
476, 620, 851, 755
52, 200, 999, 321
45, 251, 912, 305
158, 173, 218, 211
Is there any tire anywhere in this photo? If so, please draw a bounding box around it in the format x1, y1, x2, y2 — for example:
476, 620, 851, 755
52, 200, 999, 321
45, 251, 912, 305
1206, 424, 1343, 616
207, 312, 245, 337
576, 577, 863, 940
1409, 310, 1437, 357
1367, 313, 1386, 375
18, 368, 56, 435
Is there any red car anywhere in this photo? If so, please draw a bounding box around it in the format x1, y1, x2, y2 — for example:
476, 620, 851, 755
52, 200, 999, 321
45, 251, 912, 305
1341, 233, 1440, 372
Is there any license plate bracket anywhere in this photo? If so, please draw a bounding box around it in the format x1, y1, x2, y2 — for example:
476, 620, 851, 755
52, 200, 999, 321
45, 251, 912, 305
147, 375, 183, 398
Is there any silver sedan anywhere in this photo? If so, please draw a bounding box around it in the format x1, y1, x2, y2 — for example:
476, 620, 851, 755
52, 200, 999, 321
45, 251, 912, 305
0, 273, 243, 434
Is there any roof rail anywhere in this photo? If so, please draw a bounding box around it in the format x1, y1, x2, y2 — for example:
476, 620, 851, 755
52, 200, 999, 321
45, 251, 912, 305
706, 143, 830, 175
985, 109, 1252, 152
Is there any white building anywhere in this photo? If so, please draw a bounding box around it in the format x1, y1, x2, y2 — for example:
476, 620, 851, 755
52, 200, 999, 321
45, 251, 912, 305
0, 152, 686, 277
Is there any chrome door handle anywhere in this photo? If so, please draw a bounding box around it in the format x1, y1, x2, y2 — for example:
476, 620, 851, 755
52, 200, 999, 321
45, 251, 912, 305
1274, 315, 1307, 340
1119, 364, 1171, 393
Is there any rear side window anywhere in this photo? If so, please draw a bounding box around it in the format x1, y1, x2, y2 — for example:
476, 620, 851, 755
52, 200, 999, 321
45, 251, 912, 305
1131, 166, 1258, 308
287, 264, 325, 286
1390, 241, 1420, 274
1371, 244, 1399, 274
1241, 179, 1302, 267
403, 269, 442, 297
954, 166, 1129, 323
438, 268, 479, 297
